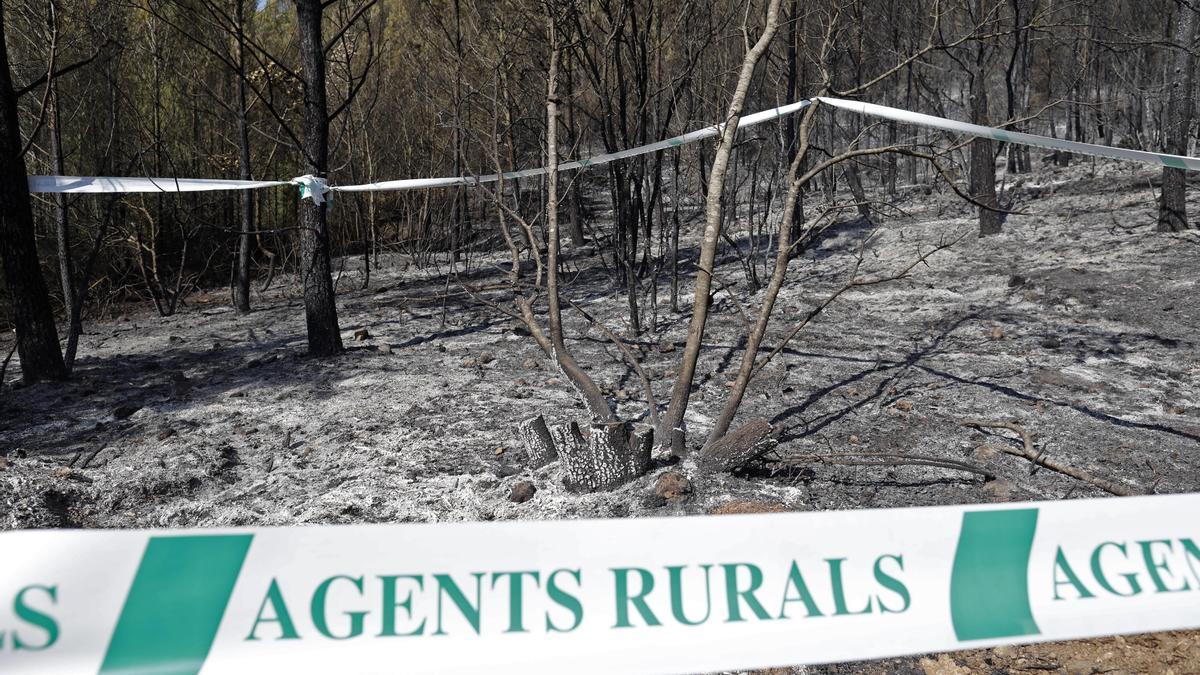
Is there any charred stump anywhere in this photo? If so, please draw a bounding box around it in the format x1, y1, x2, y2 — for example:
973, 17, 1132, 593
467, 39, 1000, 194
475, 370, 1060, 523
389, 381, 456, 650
518, 415, 558, 467
518, 417, 652, 493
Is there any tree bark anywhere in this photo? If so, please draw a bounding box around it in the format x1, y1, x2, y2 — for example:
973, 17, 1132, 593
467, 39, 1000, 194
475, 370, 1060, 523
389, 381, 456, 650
48, 82, 81, 371
234, 0, 255, 313
295, 0, 343, 356
700, 417, 775, 472
544, 9, 615, 423
658, 0, 782, 454
1159, 1, 1199, 232
519, 415, 559, 467
707, 105, 817, 443
970, 59, 1001, 236
0, 6, 66, 383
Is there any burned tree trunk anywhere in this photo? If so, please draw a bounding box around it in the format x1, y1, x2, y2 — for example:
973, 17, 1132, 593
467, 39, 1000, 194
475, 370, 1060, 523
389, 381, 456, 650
970, 62, 1001, 235
0, 8, 66, 384
295, 0, 343, 356
1159, 1, 1199, 232
233, 1, 255, 313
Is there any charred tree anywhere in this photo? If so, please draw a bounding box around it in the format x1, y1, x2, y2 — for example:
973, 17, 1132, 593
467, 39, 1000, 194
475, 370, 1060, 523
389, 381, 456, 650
0, 6, 66, 383
1159, 1, 1199, 232
657, 0, 783, 454
233, 0, 255, 313
295, 0, 343, 356
970, 0, 1001, 236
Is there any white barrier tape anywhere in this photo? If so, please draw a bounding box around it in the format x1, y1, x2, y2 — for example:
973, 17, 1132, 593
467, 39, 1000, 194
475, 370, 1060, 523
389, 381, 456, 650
24, 97, 1200, 205
332, 100, 814, 193
1, 493, 1198, 673
26, 175, 292, 194
816, 96, 1200, 171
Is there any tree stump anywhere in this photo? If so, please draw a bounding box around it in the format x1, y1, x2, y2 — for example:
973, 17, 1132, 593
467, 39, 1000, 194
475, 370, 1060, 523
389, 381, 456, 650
628, 424, 653, 477
699, 417, 776, 472
518, 417, 650, 493
560, 422, 628, 492
550, 421, 587, 456
518, 415, 558, 467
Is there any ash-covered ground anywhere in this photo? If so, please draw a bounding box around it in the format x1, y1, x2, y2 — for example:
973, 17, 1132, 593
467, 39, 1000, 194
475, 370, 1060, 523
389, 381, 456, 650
2, 159, 1198, 673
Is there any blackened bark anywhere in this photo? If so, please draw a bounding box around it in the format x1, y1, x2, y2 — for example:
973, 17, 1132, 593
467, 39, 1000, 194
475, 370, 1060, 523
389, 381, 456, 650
295, 0, 343, 356
519, 415, 558, 467
234, 2, 254, 313
0, 8, 66, 383
970, 62, 1001, 236
1159, 2, 1198, 232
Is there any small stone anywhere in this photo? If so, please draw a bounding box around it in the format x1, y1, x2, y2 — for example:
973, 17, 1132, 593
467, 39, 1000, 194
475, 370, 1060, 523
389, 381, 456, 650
652, 471, 692, 501
113, 404, 141, 420
919, 655, 971, 675
353, 328, 371, 341
494, 447, 506, 456
972, 445, 1000, 462
461, 358, 479, 368
478, 351, 495, 365
55, 467, 73, 479
983, 478, 1017, 501
495, 464, 522, 478
508, 481, 537, 503
545, 378, 561, 386
895, 400, 914, 412
848, 434, 861, 445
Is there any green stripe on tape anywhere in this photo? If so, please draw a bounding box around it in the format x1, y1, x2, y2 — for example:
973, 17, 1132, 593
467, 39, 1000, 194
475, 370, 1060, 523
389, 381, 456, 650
100, 534, 253, 675
1162, 155, 1189, 170
950, 509, 1040, 641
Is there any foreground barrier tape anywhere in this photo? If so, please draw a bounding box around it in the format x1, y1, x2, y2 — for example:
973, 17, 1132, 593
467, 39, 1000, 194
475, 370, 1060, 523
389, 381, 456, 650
2, 493, 1198, 673
28, 97, 1200, 206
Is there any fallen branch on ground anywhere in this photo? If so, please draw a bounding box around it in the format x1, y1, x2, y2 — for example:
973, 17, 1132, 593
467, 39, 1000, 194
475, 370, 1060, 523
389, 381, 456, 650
779, 451, 994, 480
959, 418, 1139, 497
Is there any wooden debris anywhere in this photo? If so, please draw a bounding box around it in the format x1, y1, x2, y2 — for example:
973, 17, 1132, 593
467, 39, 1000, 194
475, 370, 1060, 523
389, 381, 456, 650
959, 418, 1139, 497
699, 417, 776, 472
